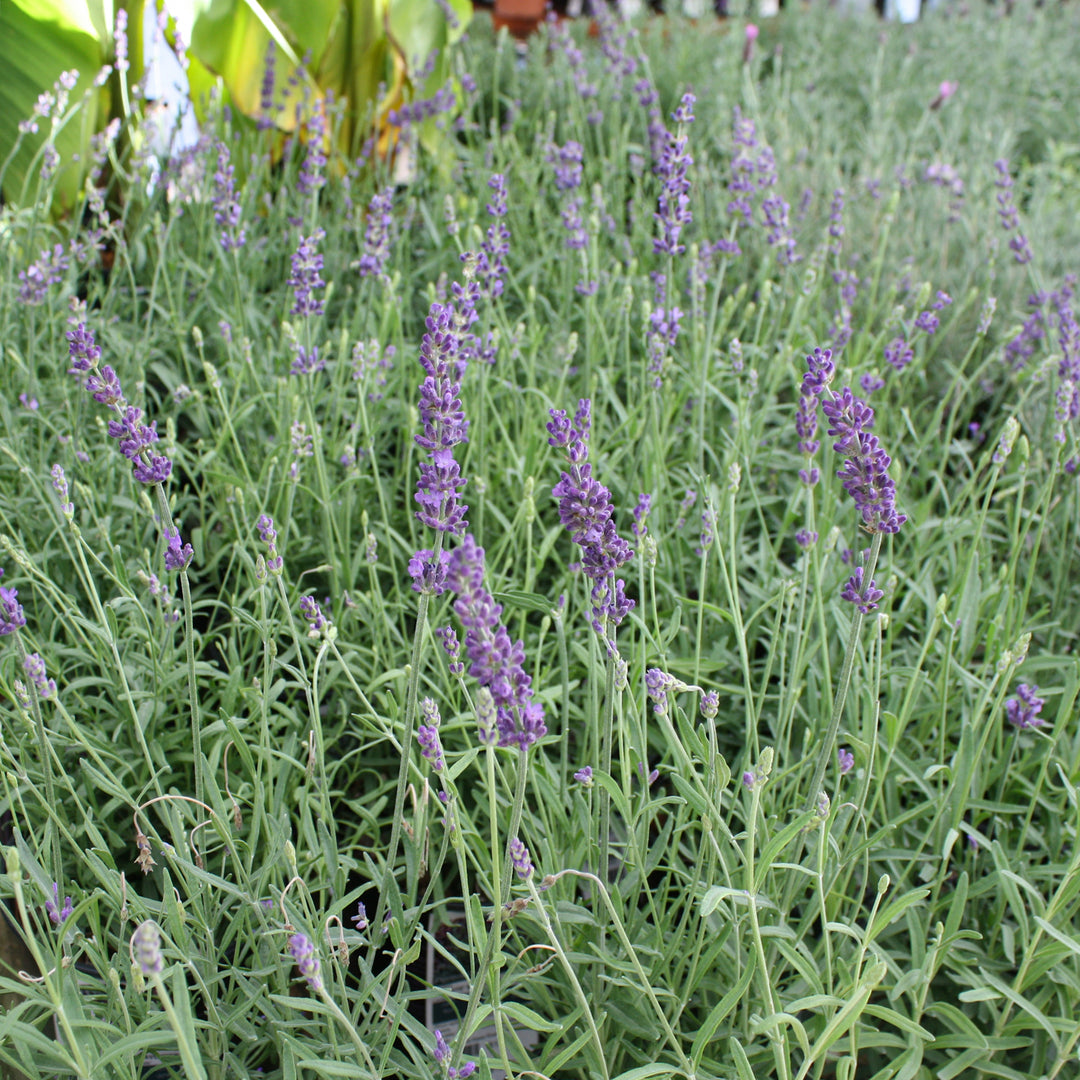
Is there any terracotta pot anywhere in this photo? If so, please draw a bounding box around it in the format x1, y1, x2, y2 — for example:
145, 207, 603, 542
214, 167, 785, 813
492, 0, 548, 39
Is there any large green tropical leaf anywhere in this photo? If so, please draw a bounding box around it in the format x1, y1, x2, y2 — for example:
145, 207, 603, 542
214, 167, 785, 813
0, 0, 108, 212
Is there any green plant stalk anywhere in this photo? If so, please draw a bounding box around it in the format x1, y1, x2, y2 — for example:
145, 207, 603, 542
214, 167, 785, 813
452, 746, 531, 1077
745, 782, 792, 1080
372, 576, 437, 939
525, 874, 610, 1080
803, 531, 882, 815
150, 973, 210, 1080
8, 852, 92, 1079
550, 868, 694, 1078
598, 638, 617, 885
14, 634, 61, 880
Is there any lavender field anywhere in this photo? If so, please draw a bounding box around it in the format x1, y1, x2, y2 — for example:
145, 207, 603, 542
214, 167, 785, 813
2, 4, 1080, 1079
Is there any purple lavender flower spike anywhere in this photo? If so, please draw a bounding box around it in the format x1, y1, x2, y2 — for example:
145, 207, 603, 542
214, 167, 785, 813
700, 690, 719, 720
18, 243, 70, 305
288, 933, 323, 992
816, 374, 906, 535
548, 140, 584, 192
436, 625, 464, 675
631, 493, 652, 539
840, 567, 884, 613
355, 188, 396, 279
417, 714, 445, 773
885, 337, 913, 373
288, 229, 326, 318
415, 296, 472, 534
24, 653, 56, 699
914, 310, 939, 335
45, 883, 73, 926
433, 1030, 477, 1080
0, 573, 27, 636
66, 323, 101, 372
478, 174, 510, 299
299, 595, 331, 636
408, 548, 451, 595
574, 765, 594, 785
837, 747, 855, 774
164, 528, 193, 571
446, 536, 545, 750
212, 142, 246, 253
828, 189, 845, 253
1005, 684, 1045, 730
654, 120, 694, 257
548, 400, 635, 636
509, 837, 534, 880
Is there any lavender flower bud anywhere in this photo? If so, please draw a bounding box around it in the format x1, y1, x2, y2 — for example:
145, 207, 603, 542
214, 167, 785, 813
1005, 684, 1045, 730
45, 882, 73, 926
509, 837, 534, 880
132, 919, 163, 976
288, 933, 323, 992
23, 653, 56, 700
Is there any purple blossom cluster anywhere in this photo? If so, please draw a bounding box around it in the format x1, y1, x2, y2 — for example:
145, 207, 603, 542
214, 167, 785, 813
1005, 683, 1045, 730
646, 274, 683, 389
762, 194, 799, 266
885, 337, 914, 373
355, 187, 395, 279
288, 229, 326, 318
820, 384, 906, 535
594, 5, 639, 93
923, 161, 965, 224
654, 94, 695, 257
548, 400, 635, 636
1005, 276, 1076, 371
840, 566, 884, 614
478, 174, 510, 300
561, 198, 586, 251
436, 625, 464, 675
993, 159, 1033, 264
548, 140, 584, 192
417, 698, 445, 772
388, 83, 457, 129
212, 141, 246, 253
509, 837, 534, 880
445, 535, 545, 750
408, 548, 451, 595
297, 102, 327, 196
299, 596, 330, 637
631, 493, 652, 539
258, 43, 280, 130
433, 1030, 477, 1080
45, 882, 73, 926
914, 292, 951, 336
726, 107, 775, 229
828, 189, 845, 255
24, 652, 56, 699
18, 243, 70, 305
257, 514, 284, 575
66, 323, 178, 490
414, 294, 474, 535
795, 347, 827, 487
288, 933, 323, 992
546, 17, 600, 124
1056, 302, 1080, 434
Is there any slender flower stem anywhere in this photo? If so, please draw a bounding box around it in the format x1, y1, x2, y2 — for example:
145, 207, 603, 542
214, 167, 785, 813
803, 531, 882, 814
372, 583, 434, 941
452, 746, 530, 1076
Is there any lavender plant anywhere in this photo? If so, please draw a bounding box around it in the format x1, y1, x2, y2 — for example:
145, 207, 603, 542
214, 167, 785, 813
0, 6, 1079, 1080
